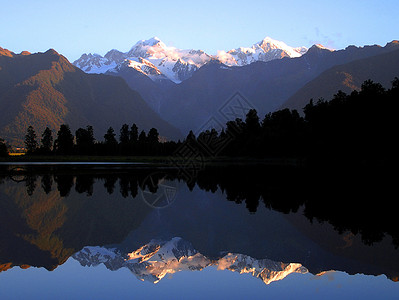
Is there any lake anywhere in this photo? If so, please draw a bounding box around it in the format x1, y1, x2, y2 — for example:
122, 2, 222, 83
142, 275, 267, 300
0, 163, 398, 299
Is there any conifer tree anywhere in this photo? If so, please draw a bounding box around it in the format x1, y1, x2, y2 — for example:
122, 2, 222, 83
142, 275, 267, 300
25, 126, 38, 153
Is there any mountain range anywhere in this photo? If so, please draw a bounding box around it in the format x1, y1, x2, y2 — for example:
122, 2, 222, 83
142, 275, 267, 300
73, 37, 308, 84
73, 37, 399, 134
1, 37, 399, 146
73, 237, 308, 285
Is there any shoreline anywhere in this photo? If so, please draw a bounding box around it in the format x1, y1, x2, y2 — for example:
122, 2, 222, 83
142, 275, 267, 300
0, 155, 306, 167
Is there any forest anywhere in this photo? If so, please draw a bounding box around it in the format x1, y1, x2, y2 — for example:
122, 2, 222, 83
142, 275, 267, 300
0, 78, 398, 164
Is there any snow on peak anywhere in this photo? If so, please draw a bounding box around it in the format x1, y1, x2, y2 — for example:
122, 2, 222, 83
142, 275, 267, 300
216, 36, 308, 66
136, 37, 163, 47
73, 36, 311, 82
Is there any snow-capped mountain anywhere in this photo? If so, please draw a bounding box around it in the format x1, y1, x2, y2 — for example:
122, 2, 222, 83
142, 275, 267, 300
72, 237, 308, 284
74, 37, 211, 83
73, 37, 309, 83
216, 37, 308, 66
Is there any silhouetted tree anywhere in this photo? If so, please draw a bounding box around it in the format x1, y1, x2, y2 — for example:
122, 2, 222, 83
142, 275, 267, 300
54, 124, 74, 155
101, 127, 117, 155
360, 79, 385, 96
0, 138, 8, 157
76, 126, 95, 155
40, 127, 53, 154
245, 109, 261, 134
25, 126, 38, 153
138, 130, 146, 143
130, 124, 139, 143
391, 77, 399, 89
147, 128, 159, 144
104, 127, 117, 145
118, 124, 131, 155
183, 130, 197, 151
119, 124, 130, 144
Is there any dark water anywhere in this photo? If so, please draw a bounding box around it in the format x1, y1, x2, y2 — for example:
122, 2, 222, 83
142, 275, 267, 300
0, 163, 398, 299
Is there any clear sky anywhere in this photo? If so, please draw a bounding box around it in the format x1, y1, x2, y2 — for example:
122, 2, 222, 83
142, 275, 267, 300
1, 0, 398, 62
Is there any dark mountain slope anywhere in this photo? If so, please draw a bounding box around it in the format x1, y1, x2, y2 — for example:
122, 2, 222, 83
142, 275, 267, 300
282, 46, 399, 112
152, 41, 399, 133
0, 49, 181, 146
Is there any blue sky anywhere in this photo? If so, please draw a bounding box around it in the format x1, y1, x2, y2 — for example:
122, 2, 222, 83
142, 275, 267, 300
1, 0, 398, 61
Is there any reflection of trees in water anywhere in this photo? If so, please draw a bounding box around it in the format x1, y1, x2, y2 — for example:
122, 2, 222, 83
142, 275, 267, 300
103, 175, 118, 194
196, 165, 398, 249
25, 174, 37, 196
0, 165, 397, 248
54, 174, 74, 197
41, 174, 53, 194
75, 174, 94, 196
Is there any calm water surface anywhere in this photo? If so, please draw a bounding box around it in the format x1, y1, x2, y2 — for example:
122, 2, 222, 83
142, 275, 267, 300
0, 164, 397, 299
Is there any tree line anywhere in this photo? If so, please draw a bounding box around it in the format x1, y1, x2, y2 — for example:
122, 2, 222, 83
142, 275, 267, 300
188, 77, 399, 163
1, 164, 396, 248
1, 77, 398, 162
22, 124, 178, 156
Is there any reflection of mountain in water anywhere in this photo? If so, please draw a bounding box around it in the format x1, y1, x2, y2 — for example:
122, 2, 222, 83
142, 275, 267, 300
73, 237, 308, 285
0, 164, 398, 282
0, 167, 154, 272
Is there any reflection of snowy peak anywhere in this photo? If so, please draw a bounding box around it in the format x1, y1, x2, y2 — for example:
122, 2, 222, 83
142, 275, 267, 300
72, 237, 308, 284
73, 37, 311, 83
217, 253, 307, 285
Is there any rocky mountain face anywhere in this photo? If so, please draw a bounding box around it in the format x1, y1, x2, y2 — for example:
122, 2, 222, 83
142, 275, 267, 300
0, 47, 181, 146
73, 237, 308, 285
73, 37, 308, 83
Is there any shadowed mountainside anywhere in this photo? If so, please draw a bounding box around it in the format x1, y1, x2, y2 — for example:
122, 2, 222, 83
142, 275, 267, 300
105, 41, 399, 134
0, 48, 181, 146
282, 44, 399, 112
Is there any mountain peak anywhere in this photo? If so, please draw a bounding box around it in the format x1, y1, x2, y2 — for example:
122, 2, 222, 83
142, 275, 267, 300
44, 48, 60, 56
144, 36, 162, 46
132, 37, 165, 48
306, 44, 333, 55
0, 47, 14, 57
258, 36, 284, 46
19, 51, 31, 56
312, 44, 333, 51
384, 40, 399, 50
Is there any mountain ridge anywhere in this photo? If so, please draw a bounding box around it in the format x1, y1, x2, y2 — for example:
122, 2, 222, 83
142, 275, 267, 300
282, 46, 399, 112
153, 40, 399, 133
0, 48, 181, 146
73, 36, 309, 83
